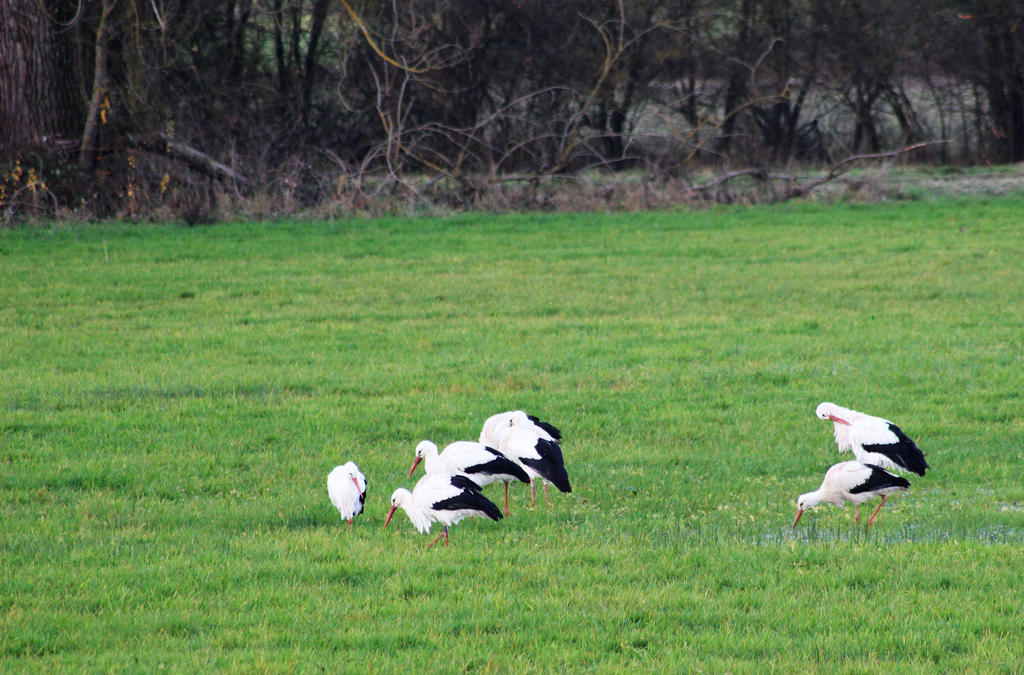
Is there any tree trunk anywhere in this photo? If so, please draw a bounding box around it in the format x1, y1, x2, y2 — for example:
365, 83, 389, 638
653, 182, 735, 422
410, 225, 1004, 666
228, 0, 253, 83
79, 0, 117, 170
272, 0, 289, 97
300, 0, 330, 128
717, 0, 756, 159
0, 0, 82, 160
977, 6, 1024, 163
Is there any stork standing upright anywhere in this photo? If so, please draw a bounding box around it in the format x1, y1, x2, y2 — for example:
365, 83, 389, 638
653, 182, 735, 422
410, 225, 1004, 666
794, 460, 911, 529
407, 440, 529, 515
327, 461, 367, 526
384, 473, 503, 547
489, 411, 571, 507
816, 402, 929, 475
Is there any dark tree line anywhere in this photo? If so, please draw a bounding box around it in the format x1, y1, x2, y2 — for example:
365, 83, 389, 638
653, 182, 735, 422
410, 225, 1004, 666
2, 0, 1024, 221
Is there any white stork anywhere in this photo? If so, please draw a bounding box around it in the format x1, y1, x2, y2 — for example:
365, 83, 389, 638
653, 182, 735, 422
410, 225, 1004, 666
327, 461, 367, 526
407, 440, 530, 515
794, 460, 911, 530
480, 409, 562, 447
490, 411, 571, 507
384, 473, 503, 547
816, 402, 929, 476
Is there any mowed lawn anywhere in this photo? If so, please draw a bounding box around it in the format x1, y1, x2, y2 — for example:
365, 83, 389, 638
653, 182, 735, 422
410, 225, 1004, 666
2, 198, 1023, 671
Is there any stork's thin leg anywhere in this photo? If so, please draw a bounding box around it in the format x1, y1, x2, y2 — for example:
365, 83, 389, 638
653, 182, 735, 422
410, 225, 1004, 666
854, 505, 860, 523
867, 495, 888, 529
427, 531, 445, 548
530, 480, 536, 507
504, 482, 510, 515
543, 480, 551, 505
442, 527, 450, 546
348, 518, 353, 527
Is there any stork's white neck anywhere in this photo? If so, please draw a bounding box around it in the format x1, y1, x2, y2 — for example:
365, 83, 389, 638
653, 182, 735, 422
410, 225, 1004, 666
417, 441, 441, 474
832, 421, 854, 451
798, 490, 827, 510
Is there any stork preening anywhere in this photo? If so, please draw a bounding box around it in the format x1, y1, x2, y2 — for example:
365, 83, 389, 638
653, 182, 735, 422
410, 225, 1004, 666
794, 460, 911, 530
384, 473, 503, 547
408, 440, 529, 515
816, 402, 929, 476
480, 410, 562, 447
488, 411, 571, 507
327, 461, 367, 526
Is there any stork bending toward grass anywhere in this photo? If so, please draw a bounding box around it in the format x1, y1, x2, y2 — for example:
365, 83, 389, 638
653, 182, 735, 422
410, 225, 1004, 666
816, 402, 929, 476
794, 460, 910, 530
384, 473, 503, 548
408, 440, 529, 515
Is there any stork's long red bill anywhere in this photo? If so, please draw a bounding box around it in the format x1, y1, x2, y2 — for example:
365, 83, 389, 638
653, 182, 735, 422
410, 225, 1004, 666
350, 475, 365, 499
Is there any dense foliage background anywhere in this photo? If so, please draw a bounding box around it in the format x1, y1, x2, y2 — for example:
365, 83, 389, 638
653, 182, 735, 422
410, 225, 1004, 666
3, 0, 1024, 220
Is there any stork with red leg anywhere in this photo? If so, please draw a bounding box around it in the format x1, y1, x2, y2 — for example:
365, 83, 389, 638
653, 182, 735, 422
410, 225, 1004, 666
384, 473, 503, 548
489, 411, 571, 507
480, 410, 570, 508
816, 402, 929, 476
794, 460, 911, 530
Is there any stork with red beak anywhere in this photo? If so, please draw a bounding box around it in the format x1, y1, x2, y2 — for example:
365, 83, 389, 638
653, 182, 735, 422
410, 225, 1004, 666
327, 461, 367, 526
794, 460, 911, 529
384, 473, 503, 547
816, 402, 929, 475
407, 440, 529, 515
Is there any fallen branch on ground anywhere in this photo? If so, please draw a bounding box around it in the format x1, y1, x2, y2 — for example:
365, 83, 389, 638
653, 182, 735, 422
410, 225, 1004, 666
130, 134, 247, 183
681, 140, 950, 203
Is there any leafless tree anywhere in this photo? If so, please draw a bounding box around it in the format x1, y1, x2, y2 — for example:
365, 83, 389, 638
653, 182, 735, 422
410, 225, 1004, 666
1, 0, 1021, 220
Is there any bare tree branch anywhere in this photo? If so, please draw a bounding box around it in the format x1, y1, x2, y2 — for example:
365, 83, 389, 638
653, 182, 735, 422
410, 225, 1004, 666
131, 134, 247, 183
679, 140, 951, 203
338, 0, 428, 74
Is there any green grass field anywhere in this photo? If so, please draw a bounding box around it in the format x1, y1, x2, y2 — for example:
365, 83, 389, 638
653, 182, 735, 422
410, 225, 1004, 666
2, 197, 1023, 671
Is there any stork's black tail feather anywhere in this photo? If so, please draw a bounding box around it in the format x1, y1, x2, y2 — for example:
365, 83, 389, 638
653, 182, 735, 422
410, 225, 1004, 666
472, 493, 504, 522
466, 448, 531, 484
522, 438, 572, 493
865, 423, 929, 476
850, 464, 911, 494
439, 475, 505, 521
